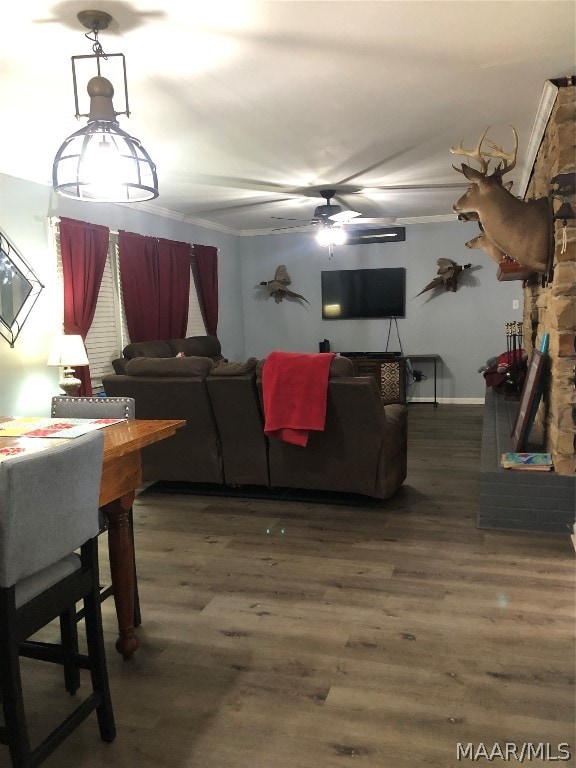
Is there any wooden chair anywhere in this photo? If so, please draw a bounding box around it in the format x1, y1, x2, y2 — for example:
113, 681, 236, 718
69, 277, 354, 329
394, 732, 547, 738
50, 396, 141, 626
0, 431, 115, 768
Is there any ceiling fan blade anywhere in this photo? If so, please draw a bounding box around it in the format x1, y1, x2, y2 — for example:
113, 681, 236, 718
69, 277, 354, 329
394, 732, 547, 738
329, 210, 362, 223
351, 216, 398, 225
272, 224, 315, 232
185, 174, 303, 195
270, 216, 311, 222
196, 196, 296, 216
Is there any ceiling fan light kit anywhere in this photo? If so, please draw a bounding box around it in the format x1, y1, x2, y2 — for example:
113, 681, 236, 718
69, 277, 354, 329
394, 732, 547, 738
316, 224, 347, 247
52, 10, 159, 203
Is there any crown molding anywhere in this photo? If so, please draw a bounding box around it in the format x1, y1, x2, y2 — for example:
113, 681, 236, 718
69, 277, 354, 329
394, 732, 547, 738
517, 80, 559, 198
121, 200, 239, 236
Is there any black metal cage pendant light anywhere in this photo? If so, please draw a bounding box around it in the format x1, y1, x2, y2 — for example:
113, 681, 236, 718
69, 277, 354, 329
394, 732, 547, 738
52, 10, 159, 203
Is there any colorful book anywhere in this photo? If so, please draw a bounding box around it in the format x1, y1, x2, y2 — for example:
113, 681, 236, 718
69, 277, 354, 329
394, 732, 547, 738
501, 452, 553, 471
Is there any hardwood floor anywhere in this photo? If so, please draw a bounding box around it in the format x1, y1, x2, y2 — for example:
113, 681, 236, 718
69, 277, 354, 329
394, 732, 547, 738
4, 405, 574, 768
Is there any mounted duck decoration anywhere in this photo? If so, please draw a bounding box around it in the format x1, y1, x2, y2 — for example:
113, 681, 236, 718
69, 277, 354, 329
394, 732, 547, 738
257, 265, 309, 304
415, 258, 472, 297
450, 126, 550, 274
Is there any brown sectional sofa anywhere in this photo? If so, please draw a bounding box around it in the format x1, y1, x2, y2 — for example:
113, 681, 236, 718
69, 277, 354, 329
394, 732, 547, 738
102, 340, 407, 500
255, 360, 407, 500
105, 355, 224, 484
206, 362, 270, 487
112, 334, 225, 374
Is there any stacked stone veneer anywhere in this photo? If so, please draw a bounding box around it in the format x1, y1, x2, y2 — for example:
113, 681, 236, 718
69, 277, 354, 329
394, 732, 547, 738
525, 82, 575, 476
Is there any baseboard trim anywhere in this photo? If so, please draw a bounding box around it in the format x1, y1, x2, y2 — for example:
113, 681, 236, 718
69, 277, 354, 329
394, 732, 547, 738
408, 397, 485, 405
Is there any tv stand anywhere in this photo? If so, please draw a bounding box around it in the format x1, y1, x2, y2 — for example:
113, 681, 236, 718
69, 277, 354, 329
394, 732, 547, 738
340, 351, 402, 359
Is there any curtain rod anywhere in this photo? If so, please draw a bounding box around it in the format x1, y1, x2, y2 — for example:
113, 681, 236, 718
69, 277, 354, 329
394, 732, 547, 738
50, 217, 119, 236
49, 217, 217, 250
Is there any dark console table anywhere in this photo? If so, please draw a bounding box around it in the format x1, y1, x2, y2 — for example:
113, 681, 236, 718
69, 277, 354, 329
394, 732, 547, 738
405, 354, 441, 406
340, 352, 440, 406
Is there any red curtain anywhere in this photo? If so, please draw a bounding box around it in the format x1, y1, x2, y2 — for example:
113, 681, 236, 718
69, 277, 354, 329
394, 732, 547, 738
192, 244, 218, 336
118, 231, 191, 342
60, 217, 110, 396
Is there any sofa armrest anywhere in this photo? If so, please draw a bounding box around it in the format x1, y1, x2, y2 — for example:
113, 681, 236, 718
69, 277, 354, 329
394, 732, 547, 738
112, 357, 128, 375
383, 403, 407, 430
376, 404, 408, 498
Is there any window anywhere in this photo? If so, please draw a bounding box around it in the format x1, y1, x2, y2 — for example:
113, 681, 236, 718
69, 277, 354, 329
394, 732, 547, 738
185, 270, 207, 338
53, 220, 206, 393
84, 236, 127, 391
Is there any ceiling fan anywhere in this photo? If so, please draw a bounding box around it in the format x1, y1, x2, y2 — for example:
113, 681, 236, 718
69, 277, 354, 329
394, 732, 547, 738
271, 189, 405, 252
311, 189, 362, 224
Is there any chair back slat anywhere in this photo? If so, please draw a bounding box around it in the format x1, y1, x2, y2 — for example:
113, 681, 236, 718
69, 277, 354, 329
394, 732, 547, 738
51, 396, 135, 420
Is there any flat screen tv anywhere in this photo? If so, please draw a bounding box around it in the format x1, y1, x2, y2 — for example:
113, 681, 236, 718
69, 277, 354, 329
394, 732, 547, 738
321, 267, 406, 319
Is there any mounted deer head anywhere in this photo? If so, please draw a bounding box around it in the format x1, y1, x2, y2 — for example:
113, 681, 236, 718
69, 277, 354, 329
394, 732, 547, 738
465, 222, 506, 265
461, 185, 517, 267
451, 127, 550, 273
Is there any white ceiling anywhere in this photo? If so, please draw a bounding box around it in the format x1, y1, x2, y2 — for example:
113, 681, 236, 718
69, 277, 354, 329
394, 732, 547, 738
1, 1, 575, 234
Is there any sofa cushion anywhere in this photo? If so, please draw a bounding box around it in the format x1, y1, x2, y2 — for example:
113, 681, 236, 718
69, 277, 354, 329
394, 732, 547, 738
125, 356, 214, 378
208, 357, 258, 377
168, 335, 223, 360
123, 340, 173, 359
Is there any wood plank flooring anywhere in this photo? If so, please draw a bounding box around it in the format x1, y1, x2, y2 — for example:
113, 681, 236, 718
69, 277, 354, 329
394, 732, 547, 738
3, 405, 574, 768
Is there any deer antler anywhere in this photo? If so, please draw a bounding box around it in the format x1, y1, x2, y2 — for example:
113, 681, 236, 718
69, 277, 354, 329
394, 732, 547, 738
450, 126, 491, 175
482, 125, 518, 177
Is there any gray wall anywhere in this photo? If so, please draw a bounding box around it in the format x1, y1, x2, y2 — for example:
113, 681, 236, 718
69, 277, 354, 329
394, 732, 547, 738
239, 222, 523, 402
0, 173, 244, 416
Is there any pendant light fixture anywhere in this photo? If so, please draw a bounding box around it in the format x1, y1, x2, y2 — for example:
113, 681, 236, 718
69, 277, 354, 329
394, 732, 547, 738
52, 10, 159, 203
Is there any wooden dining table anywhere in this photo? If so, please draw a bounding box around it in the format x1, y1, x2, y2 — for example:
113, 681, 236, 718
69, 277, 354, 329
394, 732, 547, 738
0, 417, 185, 660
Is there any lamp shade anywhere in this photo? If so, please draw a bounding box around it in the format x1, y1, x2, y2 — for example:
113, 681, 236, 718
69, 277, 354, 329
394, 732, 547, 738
47, 335, 89, 367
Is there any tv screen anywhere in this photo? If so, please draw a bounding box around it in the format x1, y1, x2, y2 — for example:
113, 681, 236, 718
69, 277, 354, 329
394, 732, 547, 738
321, 267, 406, 319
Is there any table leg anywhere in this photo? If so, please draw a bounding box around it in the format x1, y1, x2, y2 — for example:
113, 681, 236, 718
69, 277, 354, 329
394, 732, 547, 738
102, 491, 140, 660
129, 507, 142, 628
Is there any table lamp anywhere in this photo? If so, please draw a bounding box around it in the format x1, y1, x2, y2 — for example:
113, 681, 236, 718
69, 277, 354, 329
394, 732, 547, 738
47, 334, 89, 395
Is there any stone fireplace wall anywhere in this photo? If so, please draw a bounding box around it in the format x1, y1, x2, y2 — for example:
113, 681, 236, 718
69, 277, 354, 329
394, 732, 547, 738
525, 81, 575, 476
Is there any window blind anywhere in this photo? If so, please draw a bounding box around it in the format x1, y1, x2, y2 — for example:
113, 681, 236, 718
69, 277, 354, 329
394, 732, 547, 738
186, 269, 207, 337
84, 237, 127, 392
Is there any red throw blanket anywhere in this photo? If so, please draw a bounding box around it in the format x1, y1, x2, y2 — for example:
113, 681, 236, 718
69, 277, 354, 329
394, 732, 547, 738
262, 351, 336, 446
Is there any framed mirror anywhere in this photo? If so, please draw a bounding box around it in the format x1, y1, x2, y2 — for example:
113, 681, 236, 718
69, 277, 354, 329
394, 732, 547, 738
0, 228, 44, 347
